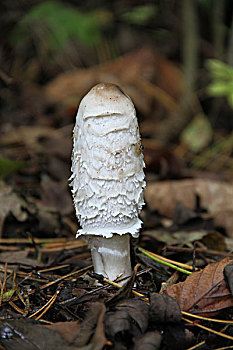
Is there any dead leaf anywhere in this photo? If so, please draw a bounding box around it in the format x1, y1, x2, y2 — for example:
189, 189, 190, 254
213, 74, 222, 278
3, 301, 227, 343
41, 176, 73, 215
149, 293, 182, 323
134, 331, 162, 350
105, 299, 149, 342
214, 209, 233, 239
41, 136, 72, 160
143, 229, 226, 251
45, 45, 183, 117
44, 321, 80, 344
173, 202, 199, 225
144, 178, 233, 237
142, 139, 185, 179
0, 125, 64, 152
165, 257, 233, 316
105, 263, 139, 307
0, 181, 32, 235
224, 262, 233, 297
0, 319, 78, 350
163, 324, 186, 350
73, 302, 107, 350
0, 250, 38, 266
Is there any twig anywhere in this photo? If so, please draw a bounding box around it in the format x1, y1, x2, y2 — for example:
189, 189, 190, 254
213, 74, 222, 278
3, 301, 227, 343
185, 341, 206, 350
138, 247, 192, 275
138, 247, 198, 271
165, 246, 233, 257
182, 311, 233, 324
29, 290, 60, 320
183, 317, 233, 341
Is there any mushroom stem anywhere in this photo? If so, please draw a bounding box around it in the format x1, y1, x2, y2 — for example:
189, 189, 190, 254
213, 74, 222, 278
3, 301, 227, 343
87, 234, 132, 282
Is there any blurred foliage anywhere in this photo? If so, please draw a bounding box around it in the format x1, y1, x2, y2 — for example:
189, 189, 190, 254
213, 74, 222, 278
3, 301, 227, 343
120, 4, 157, 25
181, 113, 213, 153
0, 157, 27, 179
10, 1, 107, 55
206, 59, 233, 108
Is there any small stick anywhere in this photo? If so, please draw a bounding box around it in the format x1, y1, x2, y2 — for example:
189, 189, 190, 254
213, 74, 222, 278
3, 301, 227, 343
182, 311, 233, 324
165, 246, 233, 257
138, 247, 198, 271
183, 317, 233, 341
29, 290, 59, 320
138, 247, 192, 274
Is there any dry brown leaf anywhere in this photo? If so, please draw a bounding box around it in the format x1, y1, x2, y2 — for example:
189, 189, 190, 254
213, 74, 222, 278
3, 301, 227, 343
144, 178, 233, 237
0, 250, 40, 266
44, 321, 80, 344
44, 46, 183, 117
41, 176, 73, 215
142, 139, 185, 178
0, 319, 78, 350
149, 293, 182, 323
165, 257, 233, 316
105, 299, 149, 341
134, 331, 162, 350
73, 302, 107, 350
0, 181, 33, 235
0, 125, 64, 151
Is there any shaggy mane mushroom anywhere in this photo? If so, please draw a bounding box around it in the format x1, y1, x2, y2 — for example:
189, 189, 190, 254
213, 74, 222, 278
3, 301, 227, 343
70, 83, 145, 282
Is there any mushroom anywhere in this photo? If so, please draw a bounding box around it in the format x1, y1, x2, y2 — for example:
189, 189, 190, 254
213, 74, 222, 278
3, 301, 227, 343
70, 83, 145, 282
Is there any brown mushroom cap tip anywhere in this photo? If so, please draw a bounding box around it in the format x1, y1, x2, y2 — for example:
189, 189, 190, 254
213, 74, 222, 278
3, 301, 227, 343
92, 82, 127, 94
79, 83, 134, 119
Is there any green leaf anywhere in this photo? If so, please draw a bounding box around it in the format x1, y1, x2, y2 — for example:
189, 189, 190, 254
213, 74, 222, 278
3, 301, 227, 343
206, 59, 233, 80
121, 5, 157, 25
0, 157, 27, 178
10, 1, 103, 54
227, 92, 233, 109
180, 113, 213, 153
207, 82, 230, 97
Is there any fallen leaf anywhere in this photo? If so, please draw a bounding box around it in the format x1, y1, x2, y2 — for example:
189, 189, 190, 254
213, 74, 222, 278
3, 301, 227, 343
44, 321, 80, 344
165, 257, 233, 316
142, 230, 226, 250
144, 178, 233, 237
45, 45, 183, 117
0, 125, 64, 152
0, 181, 32, 235
142, 139, 185, 178
0, 250, 39, 266
134, 331, 162, 350
224, 262, 233, 297
173, 201, 198, 225
105, 299, 149, 342
163, 324, 186, 350
73, 302, 107, 350
41, 176, 73, 215
149, 293, 182, 323
0, 319, 78, 350
105, 263, 139, 307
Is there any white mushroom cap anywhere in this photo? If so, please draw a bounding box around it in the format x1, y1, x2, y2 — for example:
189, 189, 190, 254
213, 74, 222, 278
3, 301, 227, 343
70, 83, 145, 239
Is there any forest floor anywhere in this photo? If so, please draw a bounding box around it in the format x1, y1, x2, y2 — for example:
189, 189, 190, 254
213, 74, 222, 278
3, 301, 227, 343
0, 45, 233, 350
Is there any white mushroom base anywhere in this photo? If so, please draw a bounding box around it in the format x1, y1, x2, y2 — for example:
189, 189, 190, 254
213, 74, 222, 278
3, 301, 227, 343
87, 234, 132, 283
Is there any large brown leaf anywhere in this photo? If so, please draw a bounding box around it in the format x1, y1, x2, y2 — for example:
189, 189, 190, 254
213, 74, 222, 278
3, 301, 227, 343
164, 257, 233, 316
144, 178, 233, 237
44, 45, 183, 117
